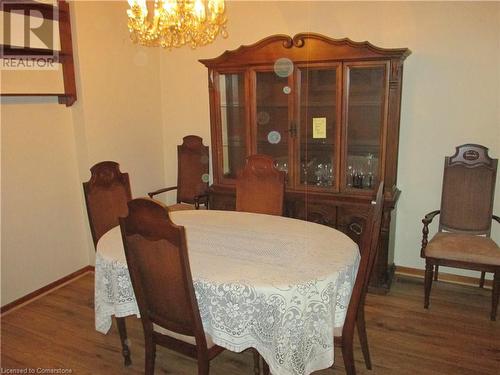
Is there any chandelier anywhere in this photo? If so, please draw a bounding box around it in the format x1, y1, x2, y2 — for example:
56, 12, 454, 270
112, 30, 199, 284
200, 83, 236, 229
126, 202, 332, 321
127, 0, 227, 49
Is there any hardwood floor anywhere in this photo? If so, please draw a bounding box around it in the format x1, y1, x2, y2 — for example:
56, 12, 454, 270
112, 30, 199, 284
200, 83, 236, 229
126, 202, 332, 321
1, 273, 499, 374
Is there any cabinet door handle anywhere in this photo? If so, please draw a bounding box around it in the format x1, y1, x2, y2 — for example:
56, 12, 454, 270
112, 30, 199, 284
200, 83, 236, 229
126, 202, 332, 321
349, 222, 363, 235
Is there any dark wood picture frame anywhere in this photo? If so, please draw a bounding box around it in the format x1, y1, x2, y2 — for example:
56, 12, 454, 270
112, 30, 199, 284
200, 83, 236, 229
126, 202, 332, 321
0, 0, 77, 106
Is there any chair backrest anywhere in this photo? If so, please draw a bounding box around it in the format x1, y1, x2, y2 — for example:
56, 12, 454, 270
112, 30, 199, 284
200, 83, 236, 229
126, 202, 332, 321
235, 154, 286, 216
177, 135, 210, 204
439, 144, 497, 236
119, 198, 208, 348
83, 161, 132, 248
342, 182, 384, 338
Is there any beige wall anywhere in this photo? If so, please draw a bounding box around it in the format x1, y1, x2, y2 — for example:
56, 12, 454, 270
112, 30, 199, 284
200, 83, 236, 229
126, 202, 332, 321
159, 1, 500, 276
1, 101, 89, 305
71, 1, 165, 261
1, 1, 165, 305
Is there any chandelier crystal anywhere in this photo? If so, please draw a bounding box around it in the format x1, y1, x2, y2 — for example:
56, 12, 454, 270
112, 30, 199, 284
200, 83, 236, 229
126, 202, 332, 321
127, 0, 228, 49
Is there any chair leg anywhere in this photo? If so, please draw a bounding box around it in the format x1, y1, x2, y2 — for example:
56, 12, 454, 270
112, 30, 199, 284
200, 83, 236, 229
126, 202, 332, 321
263, 359, 270, 375
341, 335, 356, 375
198, 360, 210, 375
479, 271, 486, 288
491, 272, 499, 321
424, 261, 434, 309
144, 336, 156, 375
116, 316, 132, 366
252, 350, 261, 375
433, 265, 439, 281
356, 309, 372, 370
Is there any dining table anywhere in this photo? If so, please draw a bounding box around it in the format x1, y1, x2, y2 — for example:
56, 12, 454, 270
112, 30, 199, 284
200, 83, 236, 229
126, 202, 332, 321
94, 209, 360, 375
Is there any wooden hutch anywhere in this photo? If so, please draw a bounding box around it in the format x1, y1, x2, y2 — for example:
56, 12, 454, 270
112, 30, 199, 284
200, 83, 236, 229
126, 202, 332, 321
200, 33, 411, 292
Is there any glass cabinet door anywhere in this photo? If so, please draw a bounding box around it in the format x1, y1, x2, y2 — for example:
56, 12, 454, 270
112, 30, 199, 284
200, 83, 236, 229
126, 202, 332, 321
297, 65, 340, 190
218, 72, 247, 179
254, 70, 291, 179
344, 63, 388, 191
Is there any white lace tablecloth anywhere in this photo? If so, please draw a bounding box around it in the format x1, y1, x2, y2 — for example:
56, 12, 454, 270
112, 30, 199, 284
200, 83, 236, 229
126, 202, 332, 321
95, 210, 359, 375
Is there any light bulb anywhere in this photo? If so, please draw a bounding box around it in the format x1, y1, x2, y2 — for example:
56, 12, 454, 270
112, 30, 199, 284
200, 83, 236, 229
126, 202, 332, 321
193, 0, 206, 21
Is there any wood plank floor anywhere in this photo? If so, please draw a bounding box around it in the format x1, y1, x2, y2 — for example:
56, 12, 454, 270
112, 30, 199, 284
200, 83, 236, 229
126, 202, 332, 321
1, 273, 499, 374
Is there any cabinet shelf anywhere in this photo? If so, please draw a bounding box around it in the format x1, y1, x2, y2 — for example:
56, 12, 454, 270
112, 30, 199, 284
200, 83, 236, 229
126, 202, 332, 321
256, 104, 288, 108
348, 101, 383, 107
300, 142, 335, 146
300, 105, 336, 109
257, 141, 288, 147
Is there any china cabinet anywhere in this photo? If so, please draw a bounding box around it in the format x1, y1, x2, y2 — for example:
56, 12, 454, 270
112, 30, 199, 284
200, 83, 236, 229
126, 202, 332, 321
200, 33, 411, 292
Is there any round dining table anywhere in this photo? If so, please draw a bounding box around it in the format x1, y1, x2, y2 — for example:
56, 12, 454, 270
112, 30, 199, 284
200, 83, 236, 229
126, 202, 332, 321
94, 209, 360, 375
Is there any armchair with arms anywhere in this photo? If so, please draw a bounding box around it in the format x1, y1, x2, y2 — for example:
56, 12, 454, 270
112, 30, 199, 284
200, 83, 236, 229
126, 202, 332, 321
420, 144, 499, 321
149, 135, 210, 210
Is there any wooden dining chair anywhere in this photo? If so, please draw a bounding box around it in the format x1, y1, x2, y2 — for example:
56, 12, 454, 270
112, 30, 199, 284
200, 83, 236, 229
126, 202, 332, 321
262, 183, 384, 375
148, 135, 210, 210
236, 154, 286, 216
119, 198, 224, 374
237, 154, 286, 373
334, 182, 384, 375
421, 144, 499, 321
82, 161, 133, 366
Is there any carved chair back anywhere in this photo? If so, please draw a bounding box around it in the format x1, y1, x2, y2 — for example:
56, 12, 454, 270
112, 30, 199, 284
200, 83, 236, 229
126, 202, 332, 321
343, 182, 384, 337
439, 144, 497, 236
177, 135, 210, 204
235, 154, 286, 216
83, 161, 132, 248
119, 198, 209, 350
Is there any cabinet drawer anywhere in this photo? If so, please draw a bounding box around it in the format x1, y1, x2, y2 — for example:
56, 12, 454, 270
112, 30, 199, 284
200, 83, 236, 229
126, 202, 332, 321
337, 206, 370, 246
287, 200, 337, 228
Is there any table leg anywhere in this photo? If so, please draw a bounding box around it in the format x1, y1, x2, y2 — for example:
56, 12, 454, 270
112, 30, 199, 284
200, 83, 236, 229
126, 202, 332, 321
116, 316, 132, 366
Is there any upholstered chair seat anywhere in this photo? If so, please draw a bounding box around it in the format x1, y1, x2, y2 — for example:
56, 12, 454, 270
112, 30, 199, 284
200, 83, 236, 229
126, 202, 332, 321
425, 233, 500, 266
333, 326, 343, 337
153, 324, 215, 348
169, 203, 197, 211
